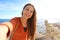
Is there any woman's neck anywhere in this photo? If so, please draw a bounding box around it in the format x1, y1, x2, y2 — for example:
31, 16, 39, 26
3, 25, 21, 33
21, 17, 27, 28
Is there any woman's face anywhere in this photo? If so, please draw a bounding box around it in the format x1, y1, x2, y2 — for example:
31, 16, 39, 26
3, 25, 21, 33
23, 5, 34, 19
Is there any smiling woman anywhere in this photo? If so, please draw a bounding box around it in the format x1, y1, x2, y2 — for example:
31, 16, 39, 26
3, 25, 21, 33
0, 3, 36, 40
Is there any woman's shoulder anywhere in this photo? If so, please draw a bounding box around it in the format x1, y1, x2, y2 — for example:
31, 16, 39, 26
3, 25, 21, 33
10, 17, 20, 27
9, 17, 20, 29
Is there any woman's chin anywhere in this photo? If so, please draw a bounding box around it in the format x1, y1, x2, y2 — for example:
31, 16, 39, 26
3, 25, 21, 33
27, 17, 32, 19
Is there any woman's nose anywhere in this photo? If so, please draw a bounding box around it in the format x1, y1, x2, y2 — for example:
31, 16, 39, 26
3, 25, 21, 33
27, 10, 31, 14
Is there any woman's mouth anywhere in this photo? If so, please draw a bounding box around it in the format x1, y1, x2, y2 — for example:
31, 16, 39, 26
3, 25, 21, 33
25, 14, 30, 17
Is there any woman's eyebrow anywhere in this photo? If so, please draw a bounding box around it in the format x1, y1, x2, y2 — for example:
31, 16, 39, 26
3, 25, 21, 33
26, 6, 29, 9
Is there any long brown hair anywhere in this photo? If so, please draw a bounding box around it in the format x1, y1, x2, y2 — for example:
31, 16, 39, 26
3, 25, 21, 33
22, 3, 36, 40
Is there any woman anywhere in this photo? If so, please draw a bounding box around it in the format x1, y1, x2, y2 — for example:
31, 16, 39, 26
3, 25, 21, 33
0, 3, 36, 40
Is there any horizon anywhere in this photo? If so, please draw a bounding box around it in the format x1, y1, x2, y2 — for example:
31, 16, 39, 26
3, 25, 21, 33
0, 19, 60, 23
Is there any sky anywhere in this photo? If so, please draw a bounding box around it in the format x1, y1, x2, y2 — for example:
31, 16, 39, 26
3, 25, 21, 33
0, 0, 60, 21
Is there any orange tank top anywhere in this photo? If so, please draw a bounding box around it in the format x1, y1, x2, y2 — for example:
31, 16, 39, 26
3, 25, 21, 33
10, 17, 28, 40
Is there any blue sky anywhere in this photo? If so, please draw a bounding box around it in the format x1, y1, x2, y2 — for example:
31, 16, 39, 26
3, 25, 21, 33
0, 0, 29, 19
0, 0, 60, 20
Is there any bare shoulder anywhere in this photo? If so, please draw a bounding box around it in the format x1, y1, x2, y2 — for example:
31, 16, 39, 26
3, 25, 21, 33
2, 22, 13, 32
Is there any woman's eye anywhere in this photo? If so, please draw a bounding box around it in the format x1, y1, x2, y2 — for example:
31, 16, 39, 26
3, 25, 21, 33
25, 9, 29, 10
31, 11, 33, 13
